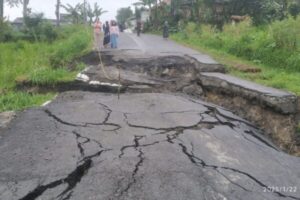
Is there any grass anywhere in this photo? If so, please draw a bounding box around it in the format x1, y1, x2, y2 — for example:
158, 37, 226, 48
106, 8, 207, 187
171, 19, 300, 95
0, 92, 55, 112
0, 25, 92, 112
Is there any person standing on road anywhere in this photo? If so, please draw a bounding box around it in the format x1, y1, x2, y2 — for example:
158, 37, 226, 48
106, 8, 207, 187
163, 21, 169, 40
94, 18, 102, 49
136, 20, 142, 37
103, 21, 110, 48
110, 20, 120, 49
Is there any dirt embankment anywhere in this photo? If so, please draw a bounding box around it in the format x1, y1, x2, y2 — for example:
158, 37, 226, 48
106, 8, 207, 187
80, 51, 300, 156
10, 51, 300, 156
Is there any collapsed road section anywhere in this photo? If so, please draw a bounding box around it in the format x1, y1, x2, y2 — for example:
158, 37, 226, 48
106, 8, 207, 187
0, 48, 299, 200
79, 50, 300, 155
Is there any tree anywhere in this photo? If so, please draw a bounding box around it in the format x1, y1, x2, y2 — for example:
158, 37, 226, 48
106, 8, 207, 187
0, 0, 21, 21
22, 0, 29, 18
86, 3, 94, 25
289, 1, 300, 18
0, 0, 3, 21
116, 7, 133, 26
133, 0, 155, 23
55, 0, 60, 26
93, 2, 107, 20
61, 3, 82, 24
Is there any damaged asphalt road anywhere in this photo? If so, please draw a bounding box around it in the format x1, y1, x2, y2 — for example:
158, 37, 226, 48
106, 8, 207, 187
1, 92, 300, 200
0, 33, 300, 200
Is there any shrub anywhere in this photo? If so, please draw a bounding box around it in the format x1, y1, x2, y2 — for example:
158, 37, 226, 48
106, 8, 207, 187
0, 20, 14, 42
271, 18, 300, 51
289, 3, 300, 19
22, 14, 58, 42
49, 26, 91, 68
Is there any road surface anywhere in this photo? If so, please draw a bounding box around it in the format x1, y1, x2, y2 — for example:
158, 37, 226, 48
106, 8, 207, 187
0, 33, 299, 200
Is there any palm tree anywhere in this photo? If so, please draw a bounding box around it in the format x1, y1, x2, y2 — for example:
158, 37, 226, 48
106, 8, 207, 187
93, 2, 107, 20
86, 3, 94, 25
61, 3, 82, 24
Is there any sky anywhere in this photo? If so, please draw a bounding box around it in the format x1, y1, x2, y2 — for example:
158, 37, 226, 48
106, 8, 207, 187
4, 0, 138, 22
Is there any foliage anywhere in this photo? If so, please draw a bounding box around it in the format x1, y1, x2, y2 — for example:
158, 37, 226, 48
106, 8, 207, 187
289, 2, 300, 18
61, 3, 83, 24
0, 25, 92, 112
0, 92, 55, 112
22, 13, 58, 42
93, 2, 107, 20
171, 17, 300, 94
49, 26, 91, 68
61, 2, 107, 25
116, 7, 133, 26
0, 19, 14, 42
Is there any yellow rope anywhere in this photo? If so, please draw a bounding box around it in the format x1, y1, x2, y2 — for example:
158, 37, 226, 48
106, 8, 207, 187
95, 35, 122, 98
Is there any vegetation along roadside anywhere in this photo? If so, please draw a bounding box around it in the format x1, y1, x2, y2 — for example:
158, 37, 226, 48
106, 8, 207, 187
171, 18, 300, 96
0, 22, 92, 112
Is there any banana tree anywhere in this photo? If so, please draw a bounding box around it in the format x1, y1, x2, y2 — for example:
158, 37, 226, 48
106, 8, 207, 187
61, 3, 82, 24
93, 2, 107, 20
86, 3, 94, 25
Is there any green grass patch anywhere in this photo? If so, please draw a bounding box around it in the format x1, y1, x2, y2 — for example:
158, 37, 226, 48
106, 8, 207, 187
0, 92, 55, 112
0, 25, 93, 112
171, 18, 300, 95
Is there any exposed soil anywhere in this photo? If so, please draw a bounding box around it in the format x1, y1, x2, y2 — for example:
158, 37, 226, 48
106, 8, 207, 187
14, 51, 300, 156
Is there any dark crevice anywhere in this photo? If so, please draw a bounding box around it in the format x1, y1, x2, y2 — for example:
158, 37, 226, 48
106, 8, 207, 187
119, 135, 159, 158
244, 130, 279, 151
119, 149, 145, 197
45, 109, 82, 127
44, 109, 122, 131
72, 131, 91, 157
19, 159, 92, 200
98, 102, 112, 124
80, 149, 111, 163
177, 142, 300, 200
124, 113, 203, 132
216, 170, 251, 192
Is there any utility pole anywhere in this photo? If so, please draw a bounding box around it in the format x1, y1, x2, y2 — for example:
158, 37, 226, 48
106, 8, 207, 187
55, 0, 61, 27
83, 0, 87, 24
23, 0, 29, 18
0, 0, 4, 21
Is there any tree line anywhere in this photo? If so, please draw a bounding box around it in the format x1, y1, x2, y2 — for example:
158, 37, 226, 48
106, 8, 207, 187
117, 0, 300, 31
0, 0, 107, 25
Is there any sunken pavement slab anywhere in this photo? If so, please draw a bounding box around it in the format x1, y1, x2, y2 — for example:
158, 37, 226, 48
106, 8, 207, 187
0, 92, 299, 200
200, 72, 298, 114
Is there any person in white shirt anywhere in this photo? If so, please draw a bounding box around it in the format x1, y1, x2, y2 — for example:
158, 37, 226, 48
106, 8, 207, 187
110, 20, 120, 48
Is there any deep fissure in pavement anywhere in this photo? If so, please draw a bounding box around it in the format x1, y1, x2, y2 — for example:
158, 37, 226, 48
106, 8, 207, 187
4, 52, 298, 200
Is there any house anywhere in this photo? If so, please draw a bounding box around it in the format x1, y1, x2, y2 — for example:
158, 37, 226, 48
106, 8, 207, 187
141, 10, 150, 22
10, 14, 72, 29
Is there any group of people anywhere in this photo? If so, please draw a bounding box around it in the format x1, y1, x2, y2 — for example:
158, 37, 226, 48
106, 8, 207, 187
94, 18, 120, 49
93, 18, 170, 49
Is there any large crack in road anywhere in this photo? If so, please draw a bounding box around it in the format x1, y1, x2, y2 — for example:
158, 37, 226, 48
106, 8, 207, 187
0, 50, 300, 200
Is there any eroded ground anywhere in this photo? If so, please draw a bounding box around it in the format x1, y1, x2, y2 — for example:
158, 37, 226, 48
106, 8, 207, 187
0, 34, 300, 200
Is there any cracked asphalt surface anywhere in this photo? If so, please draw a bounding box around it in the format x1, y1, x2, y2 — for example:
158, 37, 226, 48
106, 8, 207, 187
0, 33, 300, 200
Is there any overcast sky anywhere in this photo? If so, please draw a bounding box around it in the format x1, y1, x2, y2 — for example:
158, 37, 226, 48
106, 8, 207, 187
4, 0, 137, 21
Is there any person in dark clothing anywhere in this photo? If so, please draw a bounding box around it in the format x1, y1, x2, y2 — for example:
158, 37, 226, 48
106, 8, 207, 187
163, 21, 169, 40
103, 21, 110, 48
136, 20, 142, 37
